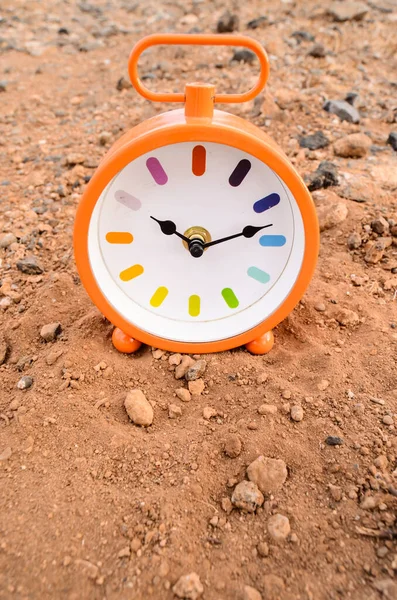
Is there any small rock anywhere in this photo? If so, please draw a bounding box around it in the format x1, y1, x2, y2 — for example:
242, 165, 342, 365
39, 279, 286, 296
267, 514, 290, 542
360, 495, 378, 510
40, 322, 62, 342
314, 302, 326, 312
223, 434, 242, 458
0, 447, 12, 461
291, 30, 315, 42
176, 388, 191, 402
371, 216, 389, 235
347, 232, 362, 250
0, 334, 8, 365
387, 132, 397, 152
263, 575, 285, 599
257, 541, 269, 557
377, 546, 389, 558
373, 579, 397, 598
99, 131, 111, 146
290, 405, 304, 422
66, 153, 85, 166
308, 43, 327, 58
247, 456, 288, 494
116, 76, 131, 91
221, 497, 233, 514
231, 481, 264, 512
185, 360, 206, 381
335, 309, 360, 327
124, 390, 153, 427
0, 232, 17, 248
299, 131, 329, 150
374, 455, 388, 471
258, 404, 277, 415
203, 406, 217, 420
364, 241, 386, 264
317, 200, 348, 232
188, 379, 205, 396
333, 133, 371, 158
306, 161, 339, 191
247, 16, 268, 29
243, 585, 262, 600
318, 379, 330, 391
168, 403, 182, 419
46, 349, 63, 366
323, 99, 360, 123
0, 81, 7, 92
325, 435, 344, 446
152, 348, 165, 359
216, 11, 239, 33
329, 483, 342, 501
17, 256, 44, 274
382, 415, 393, 426
231, 49, 256, 64
327, 1, 368, 22
118, 546, 130, 558
175, 356, 195, 379
169, 353, 182, 366
17, 375, 33, 390
172, 572, 203, 600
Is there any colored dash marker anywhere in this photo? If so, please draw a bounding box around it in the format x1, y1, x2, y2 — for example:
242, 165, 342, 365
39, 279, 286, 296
221, 288, 239, 309
229, 159, 251, 187
192, 145, 206, 176
189, 295, 200, 317
259, 235, 286, 247
119, 264, 144, 282
115, 190, 141, 211
253, 193, 280, 214
150, 286, 168, 308
105, 232, 133, 244
146, 157, 168, 185
247, 267, 270, 284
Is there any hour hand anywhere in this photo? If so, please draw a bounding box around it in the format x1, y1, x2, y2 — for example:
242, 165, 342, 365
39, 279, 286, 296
150, 216, 190, 243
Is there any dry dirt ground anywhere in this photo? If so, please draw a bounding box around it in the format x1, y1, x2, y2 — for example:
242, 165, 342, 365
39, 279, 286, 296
1, 1, 397, 599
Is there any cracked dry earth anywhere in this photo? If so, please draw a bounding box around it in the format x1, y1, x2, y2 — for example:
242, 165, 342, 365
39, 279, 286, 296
1, 1, 397, 599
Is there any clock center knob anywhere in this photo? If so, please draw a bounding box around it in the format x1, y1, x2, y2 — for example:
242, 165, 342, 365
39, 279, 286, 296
183, 226, 212, 259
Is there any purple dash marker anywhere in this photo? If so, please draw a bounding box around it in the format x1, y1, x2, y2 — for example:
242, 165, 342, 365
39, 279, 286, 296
115, 190, 142, 211
146, 157, 168, 185
229, 159, 251, 187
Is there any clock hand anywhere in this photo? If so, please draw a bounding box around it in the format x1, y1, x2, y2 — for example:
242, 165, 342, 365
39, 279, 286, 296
203, 223, 273, 249
150, 216, 190, 243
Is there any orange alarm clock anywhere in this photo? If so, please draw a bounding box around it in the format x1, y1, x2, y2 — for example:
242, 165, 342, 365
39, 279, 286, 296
74, 34, 319, 355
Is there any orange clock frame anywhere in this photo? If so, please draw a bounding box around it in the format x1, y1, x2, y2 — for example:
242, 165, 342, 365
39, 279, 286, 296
73, 34, 319, 354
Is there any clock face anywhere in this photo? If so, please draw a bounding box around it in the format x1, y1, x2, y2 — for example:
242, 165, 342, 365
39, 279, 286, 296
88, 141, 305, 343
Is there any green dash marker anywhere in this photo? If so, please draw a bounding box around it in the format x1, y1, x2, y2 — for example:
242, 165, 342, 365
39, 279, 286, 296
222, 288, 239, 309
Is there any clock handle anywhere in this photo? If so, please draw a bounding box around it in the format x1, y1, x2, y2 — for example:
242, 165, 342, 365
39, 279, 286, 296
128, 33, 269, 104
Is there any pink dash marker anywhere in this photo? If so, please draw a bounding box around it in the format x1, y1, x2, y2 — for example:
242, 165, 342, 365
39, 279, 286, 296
115, 190, 142, 211
146, 157, 168, 185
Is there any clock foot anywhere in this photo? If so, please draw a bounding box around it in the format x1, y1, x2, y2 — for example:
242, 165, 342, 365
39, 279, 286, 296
245, 331, 274, 355
112, 327, 142, 354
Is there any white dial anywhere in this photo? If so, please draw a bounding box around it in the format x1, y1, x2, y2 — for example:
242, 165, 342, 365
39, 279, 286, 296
88, 141, 304, 343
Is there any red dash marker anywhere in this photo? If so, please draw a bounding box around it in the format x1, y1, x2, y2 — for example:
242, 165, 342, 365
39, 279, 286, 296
192, 145, 206, 176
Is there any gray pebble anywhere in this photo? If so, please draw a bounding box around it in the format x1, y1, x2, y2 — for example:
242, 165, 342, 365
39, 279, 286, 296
323, 99, 360, 123
17, 376, 33, 390
17, 256, 44, 274
299, 131, 329, 150
325, 436, 344, 446
387, 132, 397, 152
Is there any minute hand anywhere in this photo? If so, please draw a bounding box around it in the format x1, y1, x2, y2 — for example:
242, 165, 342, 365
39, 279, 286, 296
203, 224, 273, 249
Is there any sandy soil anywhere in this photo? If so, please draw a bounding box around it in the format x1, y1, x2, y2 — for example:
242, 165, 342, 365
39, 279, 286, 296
1, 1, 397, 599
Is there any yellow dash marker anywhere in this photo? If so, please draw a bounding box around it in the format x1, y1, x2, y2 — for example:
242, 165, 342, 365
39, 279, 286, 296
106, 232, 133, 244
119, 264, 144, 282
150, 286, 168, 307
189, 294, 200, 317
